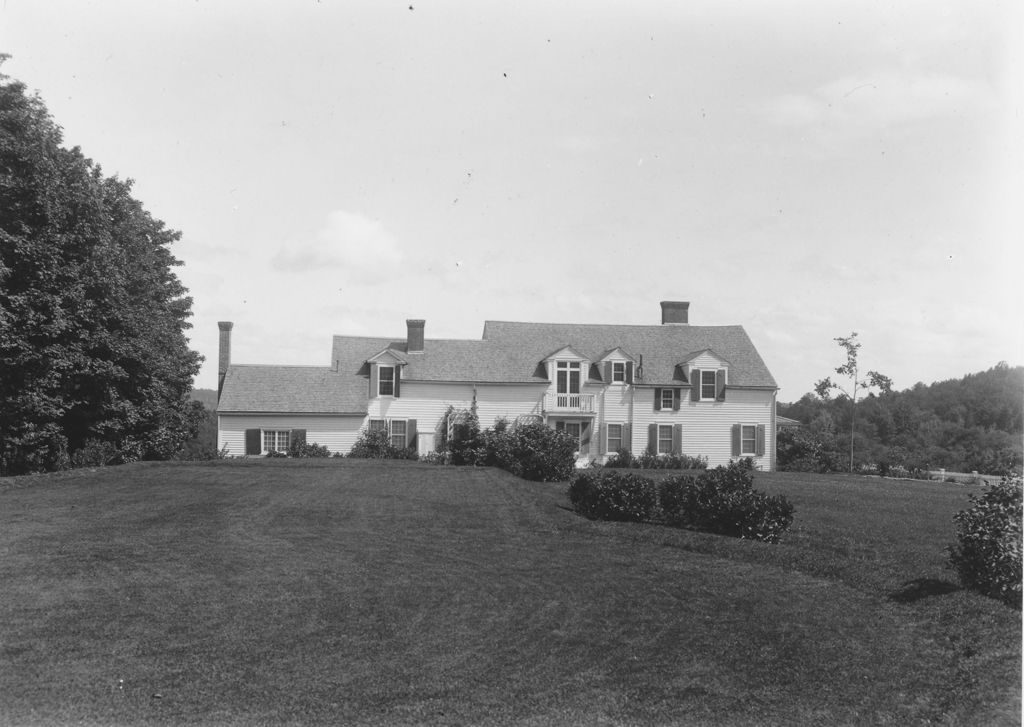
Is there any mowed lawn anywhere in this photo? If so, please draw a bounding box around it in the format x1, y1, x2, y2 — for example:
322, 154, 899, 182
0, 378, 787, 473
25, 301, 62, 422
0, 461, 1019, 726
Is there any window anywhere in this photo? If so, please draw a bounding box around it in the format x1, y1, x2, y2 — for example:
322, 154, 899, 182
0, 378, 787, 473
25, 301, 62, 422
263, 429, 290, 453
657, 424, 673, 455
607, 424, 623, 453
741, 425, 757, 455
556, 361, 581, 394
368, 418, 387, 433
379, 366, 395, 396
700, 370, 717, 400
660, 388, 675, 410
390, 420, 407, 449
612, 362, 626, 383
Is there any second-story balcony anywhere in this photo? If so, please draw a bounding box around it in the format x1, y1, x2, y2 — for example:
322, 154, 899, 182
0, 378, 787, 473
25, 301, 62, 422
543, 393, 596, 413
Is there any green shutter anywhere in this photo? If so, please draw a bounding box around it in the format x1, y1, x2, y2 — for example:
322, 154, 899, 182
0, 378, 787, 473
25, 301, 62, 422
654, 388, 662, 411
370, 365, 379, 398
691, 372, 701, 402
604, 362, 612, 384
622, 423, 631, 454
731, 424, 741, 457
625, 362, 634, 384
407, 419, 418, 451
716, 369, 726, 401
245, 429, 261, 455
292, 429, 307, 447
599, 422, 607, 453
672, 388, 681, 411
648, 423, 658, 455
672, 423, 683, 455
394, 366, 401, 398
756, 424, 765, 457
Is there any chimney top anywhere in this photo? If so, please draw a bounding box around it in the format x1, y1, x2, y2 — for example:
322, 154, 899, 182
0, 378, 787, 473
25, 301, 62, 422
218, 321, 234, 331
660, 301, 690, 325
407, 319, 425, 353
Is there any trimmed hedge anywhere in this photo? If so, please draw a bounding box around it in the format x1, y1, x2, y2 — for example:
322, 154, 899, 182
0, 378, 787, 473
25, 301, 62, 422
948, 474, 1022, 608
485, 421, 577, 482
604, 449, 708, 470
568, 471, 659, 522
568, 461, 795, 543
347, 428, 418, 460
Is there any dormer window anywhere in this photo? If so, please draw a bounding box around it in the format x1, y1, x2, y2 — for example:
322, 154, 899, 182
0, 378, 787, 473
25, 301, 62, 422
612, 362, 626, 383
556, 361, 581, 396
700, 370, 717, 400
379, 366, 395, 396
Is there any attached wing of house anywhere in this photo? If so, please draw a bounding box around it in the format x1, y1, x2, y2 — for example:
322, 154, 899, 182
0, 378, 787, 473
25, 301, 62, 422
217, 301, 780, 469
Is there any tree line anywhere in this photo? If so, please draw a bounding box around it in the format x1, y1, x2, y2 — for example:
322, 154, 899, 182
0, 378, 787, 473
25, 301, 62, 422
779, 362, 1023, 476
1, 59, 202, 474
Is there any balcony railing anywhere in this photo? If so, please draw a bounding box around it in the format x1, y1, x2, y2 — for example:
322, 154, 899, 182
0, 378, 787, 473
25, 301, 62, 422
543, 393, 596, 413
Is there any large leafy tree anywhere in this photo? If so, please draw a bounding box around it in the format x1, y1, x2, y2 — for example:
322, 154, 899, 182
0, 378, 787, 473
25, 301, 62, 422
1, 60, 202, 474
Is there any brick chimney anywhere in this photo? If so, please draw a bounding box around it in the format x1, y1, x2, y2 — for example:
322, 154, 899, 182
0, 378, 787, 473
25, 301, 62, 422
660, 301, 690, 325
407, 319, 425, 353
218, 321, 233, 398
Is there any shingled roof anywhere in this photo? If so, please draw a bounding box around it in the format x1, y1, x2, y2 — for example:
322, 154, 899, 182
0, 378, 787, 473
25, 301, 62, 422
222, 313, 777, 415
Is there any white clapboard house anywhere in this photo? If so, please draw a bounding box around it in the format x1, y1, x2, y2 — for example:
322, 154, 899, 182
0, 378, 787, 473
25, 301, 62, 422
216, 301, 780, 469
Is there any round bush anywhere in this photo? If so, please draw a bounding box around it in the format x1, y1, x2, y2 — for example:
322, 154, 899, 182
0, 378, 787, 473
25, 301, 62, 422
568, 470, 658, 522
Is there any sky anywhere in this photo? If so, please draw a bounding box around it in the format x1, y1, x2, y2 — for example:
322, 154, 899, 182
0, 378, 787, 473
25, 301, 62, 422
2, 0, 1021, 401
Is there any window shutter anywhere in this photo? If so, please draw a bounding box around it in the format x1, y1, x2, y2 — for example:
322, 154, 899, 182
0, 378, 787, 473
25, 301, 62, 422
648, 423, 658, 454
581, 422, 592, 454
625, 362, 634, 384
654, 388, 662, 411
672, 388, 681, 411
756, 424, 765, 457
731, 424, 741, 457
599, 422, 607, 453
370, 365, 379, 398
716, 369, 726, 401
622, 423, 631, 453
407, 419, 418, 452
672, 423, 683, 455
245, 429, 261, 455
691, 372, 701, 402
394, 366, 401, 398
604, 362, 612, 384
292, 429, 307, 447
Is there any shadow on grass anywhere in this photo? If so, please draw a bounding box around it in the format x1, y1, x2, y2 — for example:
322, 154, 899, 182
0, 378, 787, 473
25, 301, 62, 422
889, 578, 961, 603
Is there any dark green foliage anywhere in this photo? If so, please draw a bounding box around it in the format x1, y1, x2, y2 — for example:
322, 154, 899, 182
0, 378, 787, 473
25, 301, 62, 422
568, 470, 659, 522
779, 363, 1024, 475
436, 406, 486, 465
604, 449, 708, 470
174, 401, 220, 461
288, 440, 331, 458
347, 428, 418, 460
660, 464, 795, 543
948, 474, 1023, 607
485, 421, 578, 482
0, 62, 202, 474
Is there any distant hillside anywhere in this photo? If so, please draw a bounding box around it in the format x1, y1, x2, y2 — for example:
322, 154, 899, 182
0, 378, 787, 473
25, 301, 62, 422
189, 388, 218, 410
778, 363, 1023, 474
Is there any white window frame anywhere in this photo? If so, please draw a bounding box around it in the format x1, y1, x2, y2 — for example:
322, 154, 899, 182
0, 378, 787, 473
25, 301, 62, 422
657, 424, 673, 455
606, 423, 623, 453
741, 424, 758, 455
612, 361, 626, 383
378, 365, 396, 397
556, 361, 582, 394
660, 388, 675, 410
390, 420, 407, 449
700, 369, 717, 401
262, 429, 291, 454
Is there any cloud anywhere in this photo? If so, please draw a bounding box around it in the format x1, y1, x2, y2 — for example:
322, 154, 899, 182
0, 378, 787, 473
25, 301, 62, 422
272, 209, 403, 273
763, 69, 995, 142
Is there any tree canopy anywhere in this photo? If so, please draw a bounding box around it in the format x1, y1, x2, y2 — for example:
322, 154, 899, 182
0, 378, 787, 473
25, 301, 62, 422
1, 60, 202, 474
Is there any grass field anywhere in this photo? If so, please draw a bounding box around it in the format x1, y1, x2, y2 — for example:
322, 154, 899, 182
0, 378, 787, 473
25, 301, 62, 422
1, 461, 1019, 726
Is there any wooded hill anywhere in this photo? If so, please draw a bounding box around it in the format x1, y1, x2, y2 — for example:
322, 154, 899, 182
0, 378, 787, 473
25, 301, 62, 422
778, 363, 1023, 475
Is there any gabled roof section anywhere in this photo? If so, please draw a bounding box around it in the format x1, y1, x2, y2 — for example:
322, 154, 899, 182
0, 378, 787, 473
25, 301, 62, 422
217, 365, 366, 414
542, 345, 588, 362
481, 320, 776, 388
597, 347, 637, 362
367, 348, 409, 365
680, 348, 732, 368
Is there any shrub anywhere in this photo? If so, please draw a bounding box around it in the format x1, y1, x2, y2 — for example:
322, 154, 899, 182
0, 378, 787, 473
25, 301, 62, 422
70, 439, 120, 468
485, 421, 577, 482
948, 474, 1023, 607
347, 428, 418, 460
437, 407, 487, 465
776, 427, 841, 473
659, 463, 794, 543
604, 450, 708, 470
568, 470, 659, 522
288, 440, 331, 458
